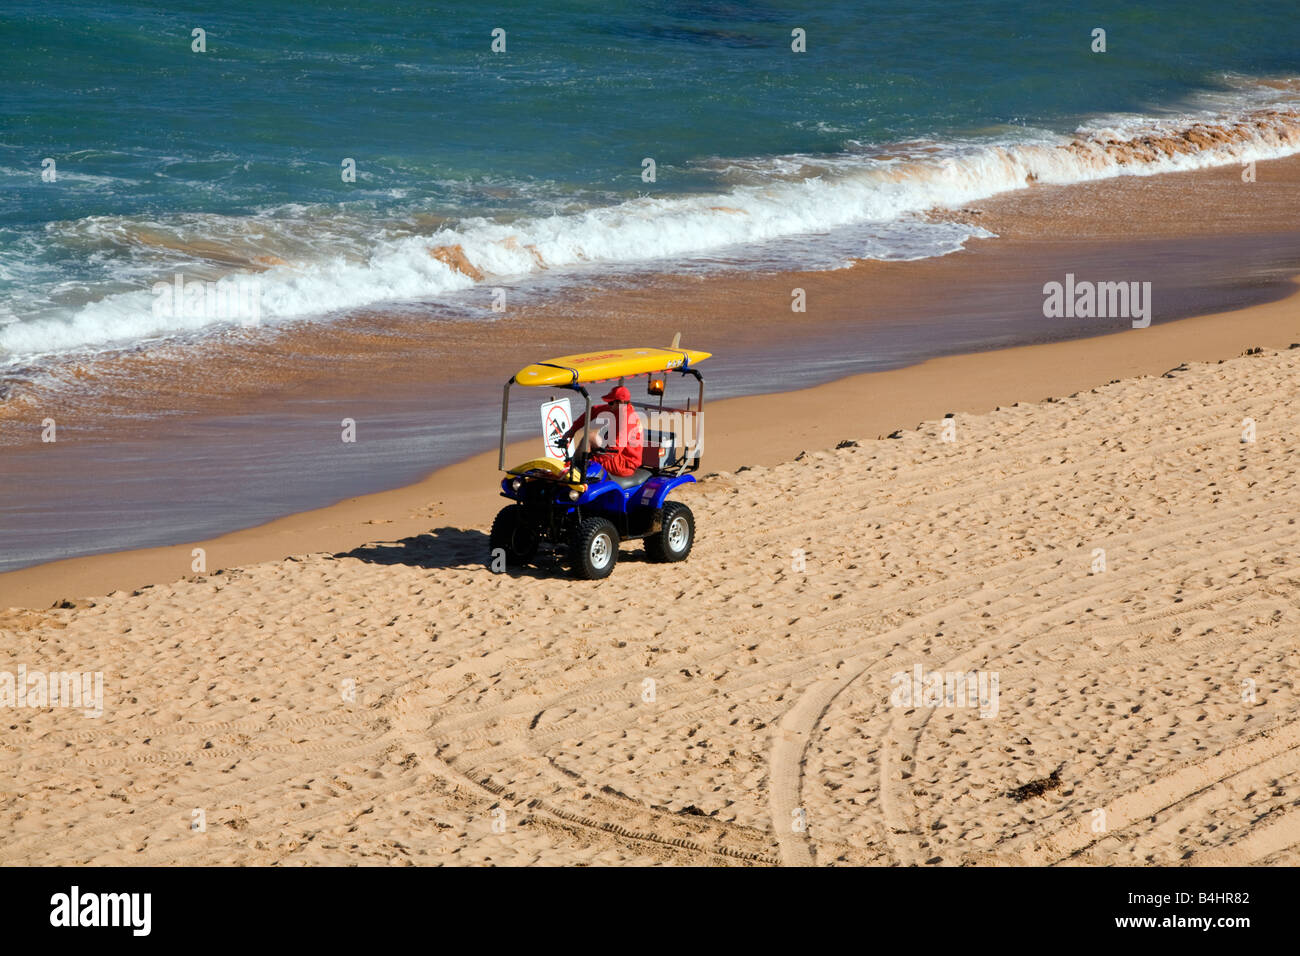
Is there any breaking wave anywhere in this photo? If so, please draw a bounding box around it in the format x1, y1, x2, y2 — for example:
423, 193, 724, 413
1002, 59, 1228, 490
3, 96, 1299, 364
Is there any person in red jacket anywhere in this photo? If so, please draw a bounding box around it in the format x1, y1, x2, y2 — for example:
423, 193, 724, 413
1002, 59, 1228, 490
565, 385, 644, 477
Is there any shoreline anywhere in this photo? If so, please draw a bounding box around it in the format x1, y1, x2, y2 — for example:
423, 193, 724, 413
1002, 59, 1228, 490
4, 153, 1300, 596
8, 226, 1297, 580
3, 270, 1297, 609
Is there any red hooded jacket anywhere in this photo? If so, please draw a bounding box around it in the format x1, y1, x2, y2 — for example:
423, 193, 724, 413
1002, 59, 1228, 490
571, 400, 644, 477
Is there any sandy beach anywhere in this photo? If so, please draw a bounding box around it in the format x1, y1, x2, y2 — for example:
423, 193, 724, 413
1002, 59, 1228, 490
4, 60, 1300, 868
4, 278, 1300, 863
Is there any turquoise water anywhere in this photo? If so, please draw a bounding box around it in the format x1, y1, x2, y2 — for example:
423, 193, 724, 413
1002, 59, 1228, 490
2, 1, 1300, 360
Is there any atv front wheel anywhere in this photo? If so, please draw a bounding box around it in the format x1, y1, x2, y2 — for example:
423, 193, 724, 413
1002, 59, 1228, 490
645, 501, 694, 563
489, 504, 538, 568
571, 517, 619, 580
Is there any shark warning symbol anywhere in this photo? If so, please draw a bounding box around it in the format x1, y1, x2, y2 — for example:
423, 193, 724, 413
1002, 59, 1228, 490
541, 397, 574, 461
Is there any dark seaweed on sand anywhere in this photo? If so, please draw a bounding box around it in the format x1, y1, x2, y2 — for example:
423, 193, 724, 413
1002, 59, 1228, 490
1008, 767, 1064, 803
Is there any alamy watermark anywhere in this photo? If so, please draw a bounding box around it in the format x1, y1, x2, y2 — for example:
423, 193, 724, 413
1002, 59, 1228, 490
151, 272, 262, 327
0, 665, 103, 718
1043, 273, 1151, 328
50, 886, 150, 936
890, 664, 999, 718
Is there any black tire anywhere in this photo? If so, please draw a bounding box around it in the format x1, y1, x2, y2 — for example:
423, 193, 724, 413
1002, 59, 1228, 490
489, 504, 537, 568
645, 501, 694, 563
570, 516, 619, 580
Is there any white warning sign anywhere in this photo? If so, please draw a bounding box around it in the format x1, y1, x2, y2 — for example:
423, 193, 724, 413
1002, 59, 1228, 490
541, 397, 574, 461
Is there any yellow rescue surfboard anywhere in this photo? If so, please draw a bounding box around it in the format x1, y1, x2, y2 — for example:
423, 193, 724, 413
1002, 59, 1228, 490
513, 347, 711, 387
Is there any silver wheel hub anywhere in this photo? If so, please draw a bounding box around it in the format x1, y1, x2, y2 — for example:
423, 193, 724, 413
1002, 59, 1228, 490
590, 533, 612, 568
667, 516, 689, 551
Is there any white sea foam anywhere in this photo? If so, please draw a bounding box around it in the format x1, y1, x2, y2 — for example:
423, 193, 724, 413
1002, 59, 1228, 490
3, 95, 1299, 363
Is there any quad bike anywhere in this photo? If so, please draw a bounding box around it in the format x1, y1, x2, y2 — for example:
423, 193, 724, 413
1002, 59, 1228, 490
491, 338, 708, 579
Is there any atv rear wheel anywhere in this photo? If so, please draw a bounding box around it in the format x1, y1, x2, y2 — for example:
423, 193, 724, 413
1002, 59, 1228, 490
489, 504, 538, 568
571, 516, 619, 580
645, 501, 694, 563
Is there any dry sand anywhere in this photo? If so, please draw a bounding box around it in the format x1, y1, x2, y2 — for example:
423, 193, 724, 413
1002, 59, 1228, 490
4, 307, 1300, 864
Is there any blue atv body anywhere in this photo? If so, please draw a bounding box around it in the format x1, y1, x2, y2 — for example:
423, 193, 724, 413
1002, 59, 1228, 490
492, 460, 697, 579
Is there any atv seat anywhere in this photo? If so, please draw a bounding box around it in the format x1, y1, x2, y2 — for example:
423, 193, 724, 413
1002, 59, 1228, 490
610, 467, 653, 490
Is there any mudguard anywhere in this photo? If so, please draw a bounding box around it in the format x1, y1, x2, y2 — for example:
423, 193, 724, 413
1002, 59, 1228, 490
633, 473, 696, 511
